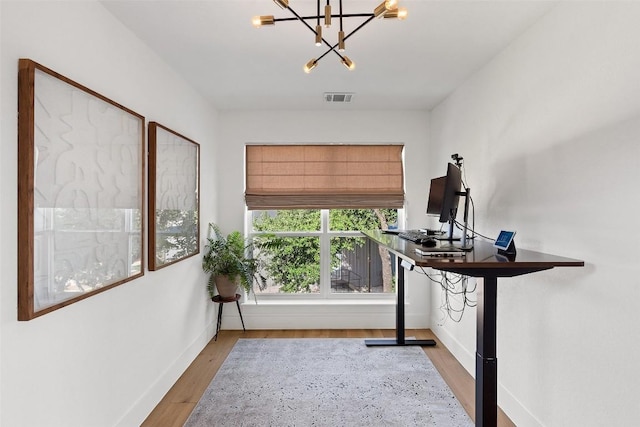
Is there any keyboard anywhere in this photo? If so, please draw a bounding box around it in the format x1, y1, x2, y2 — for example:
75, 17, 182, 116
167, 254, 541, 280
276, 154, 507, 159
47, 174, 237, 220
397, 230, 429, 243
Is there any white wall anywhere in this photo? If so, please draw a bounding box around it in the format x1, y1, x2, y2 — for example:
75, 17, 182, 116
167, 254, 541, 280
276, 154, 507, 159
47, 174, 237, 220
429, 2, 640, 426
0, 2, 219, 426
6, 1, 637, 426
216, 110, 434, 330
0, 2, 4, 419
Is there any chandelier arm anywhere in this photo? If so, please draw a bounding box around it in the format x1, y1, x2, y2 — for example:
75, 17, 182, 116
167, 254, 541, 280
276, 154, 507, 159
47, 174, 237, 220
315, 15, 375, 65
316, 47, 335, 62
313, 12, 377, 66
283, 4, 347, 62
273, 13, 373, 23
341, 14, 376, 43
284, 6, 317, 31
318, 40, 345, 62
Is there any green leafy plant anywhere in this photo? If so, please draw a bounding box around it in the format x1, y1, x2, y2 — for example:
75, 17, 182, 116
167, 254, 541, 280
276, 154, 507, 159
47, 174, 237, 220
201, 223, 275, 298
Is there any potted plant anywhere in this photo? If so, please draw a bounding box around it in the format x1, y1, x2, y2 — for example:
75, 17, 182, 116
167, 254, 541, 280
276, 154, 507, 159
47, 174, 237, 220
201, 223, 271, 299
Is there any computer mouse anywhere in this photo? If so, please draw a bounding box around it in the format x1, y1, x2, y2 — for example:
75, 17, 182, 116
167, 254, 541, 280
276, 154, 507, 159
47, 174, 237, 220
419, 238, 437, 247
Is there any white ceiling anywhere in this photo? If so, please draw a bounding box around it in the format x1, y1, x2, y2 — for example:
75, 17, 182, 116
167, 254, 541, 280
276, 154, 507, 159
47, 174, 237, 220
101, 0, 556, 111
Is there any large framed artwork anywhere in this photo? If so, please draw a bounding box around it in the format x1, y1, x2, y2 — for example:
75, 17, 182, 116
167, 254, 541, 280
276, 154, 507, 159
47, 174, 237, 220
17, 59, 145, 320
148, 122, 200, 271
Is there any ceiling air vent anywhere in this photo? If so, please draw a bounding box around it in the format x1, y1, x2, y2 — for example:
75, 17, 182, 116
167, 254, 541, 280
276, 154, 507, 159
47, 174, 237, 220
324, 92, 354, 103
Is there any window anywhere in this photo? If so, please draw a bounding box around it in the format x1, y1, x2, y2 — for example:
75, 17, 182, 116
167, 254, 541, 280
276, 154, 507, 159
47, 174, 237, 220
245, 144, 405, 298
249, 209, 398, 297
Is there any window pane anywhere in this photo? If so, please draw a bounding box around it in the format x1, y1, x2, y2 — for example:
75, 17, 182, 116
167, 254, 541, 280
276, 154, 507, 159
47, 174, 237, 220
254, 236, 320, 294
330, 237, 395, 294
329, 209, 398, 232
252, 209, 321, 232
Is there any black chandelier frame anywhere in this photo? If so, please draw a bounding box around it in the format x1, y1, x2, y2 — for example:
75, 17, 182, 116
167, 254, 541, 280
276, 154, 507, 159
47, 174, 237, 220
254, 0, 406, 71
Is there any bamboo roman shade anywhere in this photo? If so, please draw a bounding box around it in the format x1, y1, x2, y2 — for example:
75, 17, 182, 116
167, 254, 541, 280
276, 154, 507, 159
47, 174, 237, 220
245, 144, 404, 209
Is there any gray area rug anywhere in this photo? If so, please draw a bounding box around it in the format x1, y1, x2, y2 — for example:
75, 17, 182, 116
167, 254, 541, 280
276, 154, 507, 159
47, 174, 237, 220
184, 338, 473, 426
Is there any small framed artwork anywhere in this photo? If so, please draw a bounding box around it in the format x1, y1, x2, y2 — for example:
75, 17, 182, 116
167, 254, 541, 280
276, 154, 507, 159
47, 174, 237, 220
148, 122, 200, 270
17, 59, 145, 320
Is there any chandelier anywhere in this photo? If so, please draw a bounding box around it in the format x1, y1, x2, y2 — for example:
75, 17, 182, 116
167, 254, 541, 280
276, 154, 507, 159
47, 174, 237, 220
252, 0, 408, 73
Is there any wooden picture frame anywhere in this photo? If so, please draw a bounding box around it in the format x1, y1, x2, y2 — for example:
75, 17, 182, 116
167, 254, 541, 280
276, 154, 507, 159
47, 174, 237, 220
17, 59, 145, 320
148, 122, 200, 270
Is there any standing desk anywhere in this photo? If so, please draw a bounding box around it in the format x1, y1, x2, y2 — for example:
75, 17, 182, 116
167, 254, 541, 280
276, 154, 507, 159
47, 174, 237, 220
362, 230, 584, 427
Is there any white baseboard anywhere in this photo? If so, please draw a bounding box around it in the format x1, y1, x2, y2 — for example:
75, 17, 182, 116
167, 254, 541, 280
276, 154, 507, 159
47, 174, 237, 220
497, 382, 544, 427
430, 322, 476, 375
218, 301, 429, 330
114, 322, 216, 427
431, 323, 542, 427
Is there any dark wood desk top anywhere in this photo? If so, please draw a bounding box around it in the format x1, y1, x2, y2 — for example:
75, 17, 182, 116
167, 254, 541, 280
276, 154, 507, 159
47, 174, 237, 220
363, 230, 584, 278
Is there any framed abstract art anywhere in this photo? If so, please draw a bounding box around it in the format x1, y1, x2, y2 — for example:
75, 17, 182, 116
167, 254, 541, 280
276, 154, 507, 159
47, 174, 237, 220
148, 122, 200, 271
17, 59, 145, 320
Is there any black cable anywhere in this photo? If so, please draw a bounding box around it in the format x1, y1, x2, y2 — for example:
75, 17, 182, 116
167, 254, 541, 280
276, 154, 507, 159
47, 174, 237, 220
417, 267, 476, 322
454, 218, 495, 242
417, 156, 484, 322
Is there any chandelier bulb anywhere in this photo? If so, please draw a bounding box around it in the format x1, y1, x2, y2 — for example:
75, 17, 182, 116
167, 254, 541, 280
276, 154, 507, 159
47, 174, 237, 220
338, 31, 345, 52
383, 8, 407, 20
385, 0, 398, 10
374, 0, 398, 17
341, 56, 355, 71
324, 4, 332, 27
315, 25, 322, 46
273, 0, 289, 9
304, 59, 318, 73
252, 15, 275, 28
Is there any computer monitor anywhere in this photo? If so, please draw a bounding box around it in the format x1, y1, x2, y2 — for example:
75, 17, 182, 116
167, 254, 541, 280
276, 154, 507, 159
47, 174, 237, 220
440, 163, 462, 224
427, 163, 462, 224
426, 176, 445, 216
426, 162, 470, 247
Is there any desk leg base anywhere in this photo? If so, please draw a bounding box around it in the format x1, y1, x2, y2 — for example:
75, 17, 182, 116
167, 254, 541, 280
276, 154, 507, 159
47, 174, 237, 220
476, 353, 497, 427
365, 339, 436, 347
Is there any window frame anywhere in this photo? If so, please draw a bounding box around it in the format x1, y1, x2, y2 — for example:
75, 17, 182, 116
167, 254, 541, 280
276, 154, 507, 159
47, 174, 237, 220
246, 209, 404, 300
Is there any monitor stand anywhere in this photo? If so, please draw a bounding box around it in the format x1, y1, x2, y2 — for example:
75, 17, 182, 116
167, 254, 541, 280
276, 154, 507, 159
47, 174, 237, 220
437, 188, 473, 250
458, 188, 473, 251
436, 211, 462, 243
436, 235, 460, 241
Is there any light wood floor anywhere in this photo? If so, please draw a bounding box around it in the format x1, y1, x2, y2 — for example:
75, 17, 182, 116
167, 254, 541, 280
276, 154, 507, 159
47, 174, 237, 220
142, 329, 515, 426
